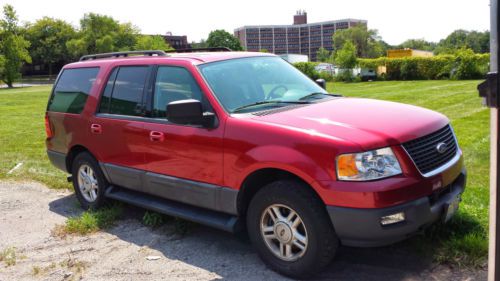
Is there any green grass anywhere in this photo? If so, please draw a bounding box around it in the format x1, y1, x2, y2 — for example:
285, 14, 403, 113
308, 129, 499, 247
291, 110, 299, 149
0, 86, 69, 188
0, 81, 490, 266
330, 80, 489, 266
54, 204, 123, 236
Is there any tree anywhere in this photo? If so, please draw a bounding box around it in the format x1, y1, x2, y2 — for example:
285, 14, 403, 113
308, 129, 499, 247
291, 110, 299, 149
206, 30, 243, 51
333, 25, 384, 58
334, 40, 357, 81
0, 4, 31, 88
398, 39, 436, 51
434, 29, 490, 54
134, 35, 173, 51
335, 40, 357, 69
25, 17, 76, 76
66, 13, 140, 59
191, 39, 208, 49
316, 47, 331, 62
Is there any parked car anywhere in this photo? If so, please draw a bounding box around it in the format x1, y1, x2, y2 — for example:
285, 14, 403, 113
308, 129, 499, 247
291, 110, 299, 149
314, 63, 336, 76
279, 53, 309, 63
46, 50, 466, 278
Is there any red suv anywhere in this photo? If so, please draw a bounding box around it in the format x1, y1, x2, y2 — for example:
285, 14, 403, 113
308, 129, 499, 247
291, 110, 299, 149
46, 49, 466, 278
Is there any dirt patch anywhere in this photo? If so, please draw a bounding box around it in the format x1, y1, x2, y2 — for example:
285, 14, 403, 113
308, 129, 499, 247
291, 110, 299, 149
0, 181, 487, 280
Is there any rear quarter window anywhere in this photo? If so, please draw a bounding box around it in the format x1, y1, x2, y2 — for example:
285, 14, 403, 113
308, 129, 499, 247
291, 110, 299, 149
47, 67, 100, 114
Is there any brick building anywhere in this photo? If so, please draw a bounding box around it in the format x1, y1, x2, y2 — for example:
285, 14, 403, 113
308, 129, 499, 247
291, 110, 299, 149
234, 11, 366, 61
162, 32, 190, 50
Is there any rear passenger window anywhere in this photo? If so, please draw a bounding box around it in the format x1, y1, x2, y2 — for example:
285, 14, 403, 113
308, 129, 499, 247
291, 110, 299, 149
48, 67, 99, 114
153, 66, 204, 118
107, 66, 149, 116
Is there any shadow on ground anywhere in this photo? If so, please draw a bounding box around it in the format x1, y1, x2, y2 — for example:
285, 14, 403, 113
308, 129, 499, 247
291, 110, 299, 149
48, 194, 481, 281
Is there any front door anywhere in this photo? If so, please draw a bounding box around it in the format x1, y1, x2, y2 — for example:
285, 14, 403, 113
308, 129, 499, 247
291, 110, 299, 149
141, 65, 224, 206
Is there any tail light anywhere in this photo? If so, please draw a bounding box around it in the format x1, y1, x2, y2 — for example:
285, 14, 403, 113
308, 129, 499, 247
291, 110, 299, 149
45, 114, 54, 138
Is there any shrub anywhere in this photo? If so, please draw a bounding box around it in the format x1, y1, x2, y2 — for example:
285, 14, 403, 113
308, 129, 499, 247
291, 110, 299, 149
293, 62, 319, 80
334, 69, 355, 82
451, 48, 486, 80
358, 51, 489, 81
318, 71, 334, 82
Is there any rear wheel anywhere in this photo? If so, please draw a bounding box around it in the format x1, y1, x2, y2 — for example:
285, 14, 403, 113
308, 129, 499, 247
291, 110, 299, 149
71, 152, 107, 210
247, 180, 338, 279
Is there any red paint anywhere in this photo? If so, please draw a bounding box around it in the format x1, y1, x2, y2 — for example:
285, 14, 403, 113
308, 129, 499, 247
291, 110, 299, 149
46, 52, 464, 210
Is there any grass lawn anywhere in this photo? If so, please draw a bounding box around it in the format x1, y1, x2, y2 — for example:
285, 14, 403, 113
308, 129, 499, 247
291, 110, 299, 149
0, 80, 489, 266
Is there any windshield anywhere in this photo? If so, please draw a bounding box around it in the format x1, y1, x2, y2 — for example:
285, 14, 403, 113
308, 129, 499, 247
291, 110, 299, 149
198, 56, 328, 113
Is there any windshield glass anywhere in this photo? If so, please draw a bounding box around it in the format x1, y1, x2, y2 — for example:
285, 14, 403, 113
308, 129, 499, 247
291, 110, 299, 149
198, 56, 327, 113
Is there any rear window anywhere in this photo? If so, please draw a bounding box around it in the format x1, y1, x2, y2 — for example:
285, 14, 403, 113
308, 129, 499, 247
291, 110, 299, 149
48, 67, 99, 113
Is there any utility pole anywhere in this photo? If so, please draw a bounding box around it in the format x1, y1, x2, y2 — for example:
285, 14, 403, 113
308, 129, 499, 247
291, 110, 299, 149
480, 0, 499, 280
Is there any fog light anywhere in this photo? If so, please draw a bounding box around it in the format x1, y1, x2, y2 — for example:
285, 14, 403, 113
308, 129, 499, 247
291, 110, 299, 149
380, 212, 406, 226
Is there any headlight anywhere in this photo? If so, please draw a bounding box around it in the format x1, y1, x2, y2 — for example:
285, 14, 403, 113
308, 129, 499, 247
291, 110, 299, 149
336, 147, 402, 181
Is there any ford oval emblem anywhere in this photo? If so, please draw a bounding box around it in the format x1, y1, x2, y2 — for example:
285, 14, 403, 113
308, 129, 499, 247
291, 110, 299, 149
436, 142, 448, 154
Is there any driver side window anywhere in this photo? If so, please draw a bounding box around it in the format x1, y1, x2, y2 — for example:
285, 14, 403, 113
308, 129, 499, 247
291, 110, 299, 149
153, 66, 204, 118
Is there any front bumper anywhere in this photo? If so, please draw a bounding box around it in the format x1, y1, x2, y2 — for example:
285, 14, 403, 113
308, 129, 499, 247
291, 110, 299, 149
327, 169, 466, 247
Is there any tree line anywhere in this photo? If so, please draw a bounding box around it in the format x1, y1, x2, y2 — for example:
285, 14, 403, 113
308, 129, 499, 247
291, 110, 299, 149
0, 4, 173, 87
0, 3, 490, 87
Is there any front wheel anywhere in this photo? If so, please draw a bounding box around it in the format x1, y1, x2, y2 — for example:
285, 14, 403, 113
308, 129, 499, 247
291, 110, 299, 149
247, 180, 339, 279
71, 152, 107, 210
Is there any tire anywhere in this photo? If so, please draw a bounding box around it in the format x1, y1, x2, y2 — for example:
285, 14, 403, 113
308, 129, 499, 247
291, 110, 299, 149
71, 152, 107, 210
247, 180, 338, 279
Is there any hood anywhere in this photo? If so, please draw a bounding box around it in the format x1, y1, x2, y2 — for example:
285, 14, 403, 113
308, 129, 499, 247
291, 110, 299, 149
251, 97, 449, 151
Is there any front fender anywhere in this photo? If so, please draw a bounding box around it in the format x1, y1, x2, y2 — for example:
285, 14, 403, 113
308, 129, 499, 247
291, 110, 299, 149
227, 145, 331, 190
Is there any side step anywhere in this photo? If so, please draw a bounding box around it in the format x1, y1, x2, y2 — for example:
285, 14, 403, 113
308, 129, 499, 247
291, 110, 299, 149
105, 186, 241, 233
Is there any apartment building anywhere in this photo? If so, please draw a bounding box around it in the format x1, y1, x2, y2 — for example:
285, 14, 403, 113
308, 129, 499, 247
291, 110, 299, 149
234, 11, 367, 61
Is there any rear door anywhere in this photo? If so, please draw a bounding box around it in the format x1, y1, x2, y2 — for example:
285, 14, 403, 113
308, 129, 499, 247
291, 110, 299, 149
88, 65, 152, 192
46, 67, 100, 155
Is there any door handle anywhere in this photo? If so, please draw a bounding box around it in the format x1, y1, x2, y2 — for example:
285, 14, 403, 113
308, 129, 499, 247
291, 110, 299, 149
149, 131, 165, 142
90, 123, 102, 134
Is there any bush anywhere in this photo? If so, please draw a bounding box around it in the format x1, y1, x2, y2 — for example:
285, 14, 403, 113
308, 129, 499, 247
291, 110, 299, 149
357, 51, 489, 81
451, 49, 486, 80
318, 71, 334, 82
293, 62, 319, 80
334, 69, 355, 82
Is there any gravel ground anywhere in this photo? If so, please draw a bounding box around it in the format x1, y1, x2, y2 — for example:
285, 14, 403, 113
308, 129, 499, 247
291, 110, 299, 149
0, 181, 487, 281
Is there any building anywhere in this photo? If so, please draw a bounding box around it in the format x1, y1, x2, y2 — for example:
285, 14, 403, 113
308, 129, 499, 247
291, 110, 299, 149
162, 32, 190, 50
234, 11, 366, 61
387, 49, 434, 58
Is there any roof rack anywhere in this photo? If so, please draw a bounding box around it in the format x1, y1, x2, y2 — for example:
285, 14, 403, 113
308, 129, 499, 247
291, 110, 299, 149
164, 47, 232, 53
79, 50, 168, 61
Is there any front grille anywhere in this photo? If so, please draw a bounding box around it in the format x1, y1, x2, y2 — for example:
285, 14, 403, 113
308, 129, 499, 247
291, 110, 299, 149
402, 125, 458, 175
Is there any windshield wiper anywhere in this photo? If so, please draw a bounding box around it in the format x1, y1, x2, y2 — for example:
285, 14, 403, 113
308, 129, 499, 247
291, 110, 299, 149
299, 92, 335, 101
232, 100, 309, 113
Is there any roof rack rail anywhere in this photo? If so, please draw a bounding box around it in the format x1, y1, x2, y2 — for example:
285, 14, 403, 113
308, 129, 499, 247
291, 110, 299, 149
164, 47, 232, 53
79, 50, 168, 61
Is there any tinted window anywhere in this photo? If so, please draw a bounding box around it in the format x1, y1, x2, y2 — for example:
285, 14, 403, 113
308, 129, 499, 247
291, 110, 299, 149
98, 68, 119, 113
48, 67, 99, 113
153, 66, 204, 118
109, 66, 149, 116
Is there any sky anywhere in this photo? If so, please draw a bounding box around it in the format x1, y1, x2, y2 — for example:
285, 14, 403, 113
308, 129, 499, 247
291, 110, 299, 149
5, 0, 491, 45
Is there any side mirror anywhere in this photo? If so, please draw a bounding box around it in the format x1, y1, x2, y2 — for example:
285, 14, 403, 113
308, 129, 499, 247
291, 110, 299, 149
315, 78, 326, 89
166, 99, 215, 127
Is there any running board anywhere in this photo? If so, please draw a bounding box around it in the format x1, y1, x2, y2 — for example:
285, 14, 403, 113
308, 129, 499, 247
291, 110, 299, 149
105, 186, 241, 233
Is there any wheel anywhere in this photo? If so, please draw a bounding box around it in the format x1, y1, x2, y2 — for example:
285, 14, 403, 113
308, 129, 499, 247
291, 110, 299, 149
247, 180, 338, 279
71, 152, 107, 210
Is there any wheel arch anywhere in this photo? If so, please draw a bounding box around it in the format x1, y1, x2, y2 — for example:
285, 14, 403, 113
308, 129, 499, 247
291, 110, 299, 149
237, 167, 325, 217
66, 145, 97, 174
